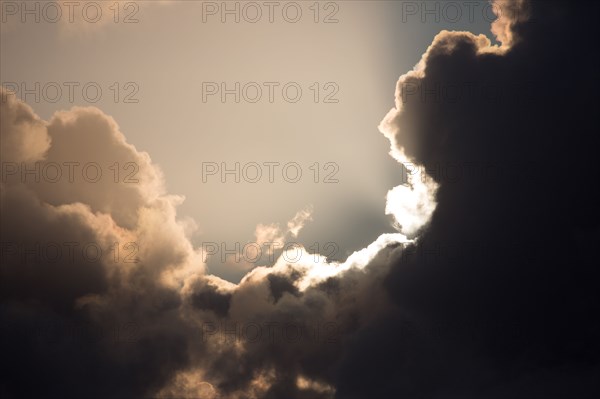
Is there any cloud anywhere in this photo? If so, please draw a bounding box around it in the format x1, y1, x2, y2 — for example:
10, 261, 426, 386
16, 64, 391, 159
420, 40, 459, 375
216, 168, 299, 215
287, 206, 313, 237
490, 0, 530, 47
334, 0, 600, 397
0, 88, 204, 398
256, 206, 313, 241
2, 1, 600, 398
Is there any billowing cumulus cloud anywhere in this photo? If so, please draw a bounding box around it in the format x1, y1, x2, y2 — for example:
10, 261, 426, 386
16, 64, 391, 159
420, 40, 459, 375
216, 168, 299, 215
0, 90, 205, 398
2, 1, 600, 398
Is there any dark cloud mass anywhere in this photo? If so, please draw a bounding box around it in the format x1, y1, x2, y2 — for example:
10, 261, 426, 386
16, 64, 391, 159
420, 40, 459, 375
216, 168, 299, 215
340, 1, 600, 397
1, 1, 600, 398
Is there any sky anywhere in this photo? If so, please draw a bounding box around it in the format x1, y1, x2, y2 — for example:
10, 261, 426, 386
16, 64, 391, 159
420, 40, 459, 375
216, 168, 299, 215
1, 1, 600, 398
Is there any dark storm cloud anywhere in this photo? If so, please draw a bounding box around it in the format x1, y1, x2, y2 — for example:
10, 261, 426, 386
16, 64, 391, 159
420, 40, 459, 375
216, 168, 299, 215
335, 0, 600, 397
1, 1, 599, 398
